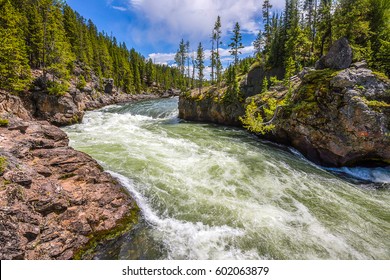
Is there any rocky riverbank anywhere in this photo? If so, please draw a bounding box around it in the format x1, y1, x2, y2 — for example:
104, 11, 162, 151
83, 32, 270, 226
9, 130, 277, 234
0, 83, 176, 259
179, 61, 390, 167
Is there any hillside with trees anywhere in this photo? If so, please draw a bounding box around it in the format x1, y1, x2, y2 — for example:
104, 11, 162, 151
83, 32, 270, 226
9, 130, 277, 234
179, 0, 390, 167
0, 0, 185, 94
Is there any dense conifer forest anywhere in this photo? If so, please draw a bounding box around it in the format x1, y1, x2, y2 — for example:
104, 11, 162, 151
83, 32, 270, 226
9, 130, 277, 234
0, 0, 186, 94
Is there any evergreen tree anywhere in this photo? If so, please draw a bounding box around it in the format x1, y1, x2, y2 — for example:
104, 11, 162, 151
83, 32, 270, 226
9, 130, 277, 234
195, 42, 205, 94
0, 0, 30, 92
316, 0, 333, 56
229, 22, 244, 66
333, 0, 371, 60
253, 31, 264, 57
214, 16, 223, 86
175, 39, 186, 76
262, 0, 273, 52
210, 30, 216, 84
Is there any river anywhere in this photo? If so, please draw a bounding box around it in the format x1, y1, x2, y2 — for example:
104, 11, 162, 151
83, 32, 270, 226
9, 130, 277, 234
63, 97, 390, 260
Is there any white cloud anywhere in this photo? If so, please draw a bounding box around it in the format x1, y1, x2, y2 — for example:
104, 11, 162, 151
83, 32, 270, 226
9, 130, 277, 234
128, 0, 285, 45
148, 52, 176, 64
112, 5, 127, 11
148, 45, 255, 67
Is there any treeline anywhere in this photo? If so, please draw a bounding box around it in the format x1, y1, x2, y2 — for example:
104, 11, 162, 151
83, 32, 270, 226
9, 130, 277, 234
255, 0, 390, 76
0, 0, 185, 93
178, 0, 389, 96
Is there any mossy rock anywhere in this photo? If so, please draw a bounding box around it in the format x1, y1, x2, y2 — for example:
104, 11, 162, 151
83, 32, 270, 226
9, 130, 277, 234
73, 204, 139, 260
0, 156, 8, 175
0, 119, 9, 127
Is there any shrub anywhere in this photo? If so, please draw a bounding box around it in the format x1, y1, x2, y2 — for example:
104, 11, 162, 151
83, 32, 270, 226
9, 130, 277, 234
47, 81, 69, 96
76, 75, 87, 90
0, 119, 9, 127
0, 156, 7, 174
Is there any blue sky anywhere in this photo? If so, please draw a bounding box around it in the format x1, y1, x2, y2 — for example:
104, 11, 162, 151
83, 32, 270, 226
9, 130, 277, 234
65, 0, 284, 72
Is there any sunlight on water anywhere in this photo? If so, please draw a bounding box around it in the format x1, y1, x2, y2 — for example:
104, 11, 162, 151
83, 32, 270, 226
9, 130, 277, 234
63, 97, 390, 260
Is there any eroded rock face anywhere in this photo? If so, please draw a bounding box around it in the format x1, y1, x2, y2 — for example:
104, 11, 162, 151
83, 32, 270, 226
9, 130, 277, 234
0, 92, 139, 259
179, 95, 244, 126
315, 37, 353, 70
270, 67, 390, 166
178, 65, 390, 167
21, 89, 162, 127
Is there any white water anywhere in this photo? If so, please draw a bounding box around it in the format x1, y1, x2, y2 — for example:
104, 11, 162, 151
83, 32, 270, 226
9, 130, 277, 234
63, 97, 390, 260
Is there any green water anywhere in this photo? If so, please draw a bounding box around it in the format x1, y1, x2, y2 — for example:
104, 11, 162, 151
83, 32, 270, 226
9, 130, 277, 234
63, 97, 390, 260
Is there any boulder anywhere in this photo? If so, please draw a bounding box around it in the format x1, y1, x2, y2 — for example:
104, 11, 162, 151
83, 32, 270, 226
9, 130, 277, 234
315, 37, 353, 70
103, 78, 114, 94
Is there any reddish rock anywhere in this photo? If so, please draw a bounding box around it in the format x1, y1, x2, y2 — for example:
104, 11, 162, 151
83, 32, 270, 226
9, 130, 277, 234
1, 91, 139, 259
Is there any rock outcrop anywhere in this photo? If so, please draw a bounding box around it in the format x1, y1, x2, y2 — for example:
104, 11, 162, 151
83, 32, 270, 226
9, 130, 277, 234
270, 67, 390, 166
0, 91, 139, 259
315, 37, 353, 70
179, 94, 244, 126
179, 64, 390, 167
22, 89, 160, 126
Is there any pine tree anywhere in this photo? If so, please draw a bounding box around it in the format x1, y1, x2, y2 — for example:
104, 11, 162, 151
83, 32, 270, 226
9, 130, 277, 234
262, 0, 273, 52
210, 30, 216, 84
367, 0, 390, 75
333, 0, 371, 61
253, 31, 264, 57
186, 41, 190, 86
175, 39, 186, 76
195, 42, 205, 94
0, 0, 31, 92
316, 0, 333, 56
214, 16, 222, 87
303, 0, 318, 56
229, 22, 244, 66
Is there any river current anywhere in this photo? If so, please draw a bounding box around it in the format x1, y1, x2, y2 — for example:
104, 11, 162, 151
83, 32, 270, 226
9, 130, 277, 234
63, 97, 390, 260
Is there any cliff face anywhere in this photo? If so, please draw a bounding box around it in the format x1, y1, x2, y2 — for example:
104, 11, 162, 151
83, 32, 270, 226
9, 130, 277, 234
271, 65, 390, 166
0, 90, 141, 259
179, 63, 390, 167
178, 94, 244, 126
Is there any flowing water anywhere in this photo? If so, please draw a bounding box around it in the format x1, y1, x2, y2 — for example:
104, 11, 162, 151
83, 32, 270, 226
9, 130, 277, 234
63, 97, 390, 260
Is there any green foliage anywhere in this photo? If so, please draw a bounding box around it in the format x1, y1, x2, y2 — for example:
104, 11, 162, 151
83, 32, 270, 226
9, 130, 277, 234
0, 118, 9, 127
229, 22, 244, 66
47, 80, 69, 96
367, 100, 390, 107
270, 76, 282, 86
239, 98, 275, 134
76, 75, 87, 90
252, 0, 389, 79
0, 156, 7, 174
261, 77, 269, 93
195, 42, 205, 94
223, 65, 241, 103
0, 0, 31, 92
0, 0, 185, 95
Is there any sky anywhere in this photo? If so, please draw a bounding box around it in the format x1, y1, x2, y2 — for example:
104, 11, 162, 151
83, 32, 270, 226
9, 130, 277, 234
65, 0, 284, 73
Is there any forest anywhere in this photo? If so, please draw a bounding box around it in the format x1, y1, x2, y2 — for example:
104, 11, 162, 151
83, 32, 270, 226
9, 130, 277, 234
0, 0, 389, 96
177, 0, 389, 94
0, 0, 187, 94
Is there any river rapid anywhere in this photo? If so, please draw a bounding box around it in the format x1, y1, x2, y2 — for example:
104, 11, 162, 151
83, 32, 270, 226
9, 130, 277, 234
63, 97, 390, 260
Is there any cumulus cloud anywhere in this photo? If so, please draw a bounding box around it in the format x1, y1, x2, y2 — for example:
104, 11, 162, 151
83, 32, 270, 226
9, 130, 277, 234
128, 0, 285, 45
